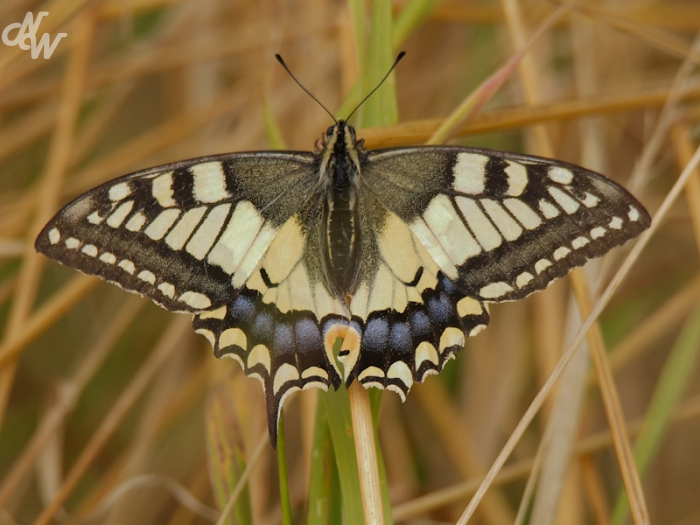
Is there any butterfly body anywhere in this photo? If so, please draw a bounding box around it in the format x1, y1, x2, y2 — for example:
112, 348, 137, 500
320, 121, 364, 296
36, 121, 650, 446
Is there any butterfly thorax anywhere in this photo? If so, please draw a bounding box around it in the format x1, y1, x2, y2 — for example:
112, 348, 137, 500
319, 121, 364, 296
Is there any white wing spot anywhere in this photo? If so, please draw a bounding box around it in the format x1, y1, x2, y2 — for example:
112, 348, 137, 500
423, 195, 482, 265
553, 246, 571, 260
48, 228, 60, 244
572, 236, 590, 249
151, 172, 177, 207
481, 199, 523, 241
247, 344, 272, 372
165, 207, 207, 251
439, 327, 464, 353
118, 259, 135, 274
457, 296, 482, 317
186, 204, 232, 260
503, 199, 542, 230
158, 282, 175, 298
65, 237, 80, 250
359, 366, 386, 381
535, 259, 552, 274
453, 152, 489, 194
208, 200, 265, 275
108, 182, 131, 201
145, 209, 181, 240
220, 327, 247, 349
591, 227, 606, 239
125, 212, 147, 232
516, 272, 534, 287
469, 324, 487, 336
609, 217, 623, 229
99, 252, 116, 264
387, 361, 413, 390
479, 282, 513, 299
106, 200, 134, 228
179, 291, 211, 309
191, 162, 231, 203
302, 366, 329, 380
628, 206, 640, 221
199, 306, 227, 320
87, 211, 105, 225
81, 244, 98, 257
538, 199, 560, 219
137, 270, 156, 284
548, 166, 574, 185
415, 342, 439, 369
504, 161, 528, 196
580, 192, 600, 208
548, 186, 580, 214
273, 363, 300, 395
456, 197, 501, 251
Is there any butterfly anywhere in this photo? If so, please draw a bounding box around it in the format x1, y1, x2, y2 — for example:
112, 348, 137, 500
35, 57, 650, 446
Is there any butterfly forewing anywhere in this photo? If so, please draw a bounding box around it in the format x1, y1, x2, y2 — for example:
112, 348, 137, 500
36, 152, 317, 313
363, 146, 650, 302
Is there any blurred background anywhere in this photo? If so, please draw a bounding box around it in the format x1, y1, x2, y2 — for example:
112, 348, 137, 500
0, 0, 699, 523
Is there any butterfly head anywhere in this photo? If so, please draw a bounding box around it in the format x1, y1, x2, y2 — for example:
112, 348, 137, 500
324, 120, 363, 153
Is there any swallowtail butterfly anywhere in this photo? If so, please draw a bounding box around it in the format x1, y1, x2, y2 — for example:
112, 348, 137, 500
36, 59, 650, 446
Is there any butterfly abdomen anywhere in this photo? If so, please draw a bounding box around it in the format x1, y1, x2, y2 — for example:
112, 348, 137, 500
324, 166, 361, 295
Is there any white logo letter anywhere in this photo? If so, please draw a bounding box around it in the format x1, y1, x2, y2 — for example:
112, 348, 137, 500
31, 31, 67, 59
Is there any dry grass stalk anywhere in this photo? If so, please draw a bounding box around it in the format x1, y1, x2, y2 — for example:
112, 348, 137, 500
0, 11, 95, 430
569, 270, 649, 525
33, 317, 191, 525
348, 382, 385, 525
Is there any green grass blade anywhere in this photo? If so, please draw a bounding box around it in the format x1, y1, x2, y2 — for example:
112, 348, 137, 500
277, 412, 293, 525
610, 298, 700, 524
307, 398, 342, 525
346, 0, 368, 123
361, 0, 398, 128
262, 95, 287, 150
322, 384, 366, 525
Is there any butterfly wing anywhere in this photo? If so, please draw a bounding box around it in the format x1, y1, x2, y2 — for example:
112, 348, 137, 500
36, 152, 351, 446
343, 146, 649, 396
192, 195, 349, 444
36, 152, 319, 312
362, 146, 650, 301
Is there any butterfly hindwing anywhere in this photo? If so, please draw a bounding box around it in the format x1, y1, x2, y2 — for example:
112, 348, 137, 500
192, 197, 348, 445
339, 192, 490, 399
363, 146, 651, 303
35, 152, 317, 312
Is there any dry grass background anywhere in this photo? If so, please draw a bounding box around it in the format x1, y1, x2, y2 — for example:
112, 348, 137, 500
0, 0, 699, 523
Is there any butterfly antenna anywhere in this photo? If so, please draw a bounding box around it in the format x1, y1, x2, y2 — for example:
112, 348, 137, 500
345, 51, 406, 123
275, 54, 337, 125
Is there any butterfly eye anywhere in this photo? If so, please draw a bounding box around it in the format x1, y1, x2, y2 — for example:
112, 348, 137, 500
326, 125, 335, 137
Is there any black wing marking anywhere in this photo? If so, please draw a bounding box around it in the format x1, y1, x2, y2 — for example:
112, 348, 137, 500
192, 197, 348, 446
363, 146, 650, 303
36, 152, 317, 313
338, 192, 490, 399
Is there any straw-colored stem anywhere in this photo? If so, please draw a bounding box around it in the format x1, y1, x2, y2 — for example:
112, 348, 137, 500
0, 297, 142, 508
33, 317, 191, 525
0, 11, 94, 430
348, 381, 385, 525
569, 270, 649, 525
394, 392, 700, 519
